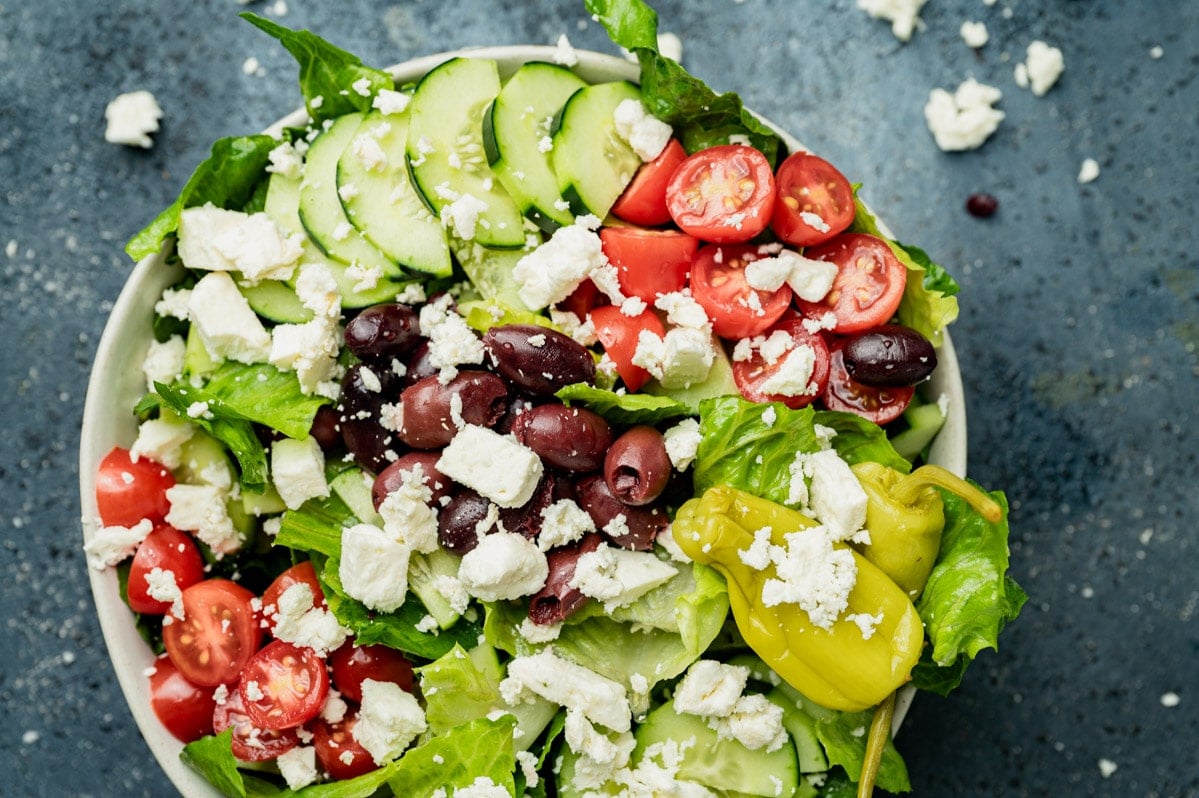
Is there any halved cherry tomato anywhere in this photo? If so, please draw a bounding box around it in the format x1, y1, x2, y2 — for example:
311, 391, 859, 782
328, 642, 415, 704
313, 712, 379, 780
149, 654, 216, 743
261, 561, 326, 634
732, 319, 831, 409
590, 305, 666, 393
556, 278, 604, 319
666, 144, 776, 243
94, 446, 175, 528
611, 138, 688, 226
689, 244, 792, 339
600, 226, 698, 302
212, 685, 300, 762
163, 579, 262, 688
770, 152, 855, 247
127, 526, 205, 615
239, 640, 330, 730
822, 338, 914, 424
794, 233, 907, 334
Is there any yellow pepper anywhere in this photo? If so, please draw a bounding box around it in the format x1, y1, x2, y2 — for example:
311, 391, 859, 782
672, 486, 923, 713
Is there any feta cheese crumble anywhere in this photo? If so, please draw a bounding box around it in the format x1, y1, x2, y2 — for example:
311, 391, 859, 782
338, 523, 411, 613
613, 98, 673, 162
437, 425, 544, 508
1014, 40, 1065, 97
104, 90, 163, 148
923, 78, 1005, 152
960, 21, 989, 48
1078, 157, 1100, 184
857, 0, 927, 42
457, 532, 549, 601
353, 679, 427, 764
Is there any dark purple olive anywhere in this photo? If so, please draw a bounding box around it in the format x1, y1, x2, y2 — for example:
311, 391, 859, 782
510, 404, 613, 472
495, 395, 538, 435
309, 405, 342, 452
482, 324, 596, 395
438, 490, 494, 555
841, 324, 938, 387
372, 451, 452, 511
400, 340, 439, 388
344, 303, 421, 361
574, 475, 668, 551
396, 370, 509, 449
499, 471, 566, 540
604, 426, 671, 506
338, 363, 405, 472
528, 534, 604, 625
965, 192, 999, 218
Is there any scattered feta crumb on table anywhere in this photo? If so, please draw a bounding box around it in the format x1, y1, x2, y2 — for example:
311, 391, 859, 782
1014, 40, 1065, 96
103, 90, 162, 148
923, 78, 1005, 152
1077, 158, 1100, 184
960, 21, 989, 48
856, 0, 927, 42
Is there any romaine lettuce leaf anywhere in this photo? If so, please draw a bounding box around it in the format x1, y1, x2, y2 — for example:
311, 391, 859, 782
201, 362, 331, 441
815, 710, 911, 794
386, 717, 517, 797
556, 382, 692, 426
812, 409, 912, 474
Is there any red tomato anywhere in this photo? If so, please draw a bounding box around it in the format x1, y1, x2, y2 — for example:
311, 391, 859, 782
665, 144, 776, 243
611, 138, 688, 226
689, 244, 792, 339
328, 642, 415, 704
126, 526, 205, 615
770, 152, 855, 247
149, 655, 216, 743
600, 226, 698, 302
556, 278, 603, 318
732, 319, 831, 409
795, 233, 907, 334
94, 446, 175, 528
313, 712, 379, 780
239, 640, 330, 730
589, 305, 666, 393
163, 579, 263, 688
212, 686, 300, 762
822, 338, 914, 424
261, 561, 326, 634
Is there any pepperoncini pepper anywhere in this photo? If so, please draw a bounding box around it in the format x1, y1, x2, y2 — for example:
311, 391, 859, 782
672, 485, 923, 713
851, 463, 1004, 599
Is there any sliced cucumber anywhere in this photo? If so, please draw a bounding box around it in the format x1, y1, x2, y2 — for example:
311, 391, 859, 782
183, 324, 218, 377
407, 548, 463, 630
769, 686, 829, 775
449, 232, 540, 312
239, 278, 312, 324
406, 57, 526, 249
338, 109, 452, 276
329, 467, 381, 526
552, 81, 643, 219
484, 61, 587, 231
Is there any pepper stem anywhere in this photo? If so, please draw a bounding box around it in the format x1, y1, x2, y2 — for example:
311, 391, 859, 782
857, 691, 896, 798
892, 464, 1003, 523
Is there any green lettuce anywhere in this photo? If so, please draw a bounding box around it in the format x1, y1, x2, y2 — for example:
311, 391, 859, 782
814, 710, 910, 794
555, 382, 692, 426
812, 409, 912, 473
386, 717, 517, 797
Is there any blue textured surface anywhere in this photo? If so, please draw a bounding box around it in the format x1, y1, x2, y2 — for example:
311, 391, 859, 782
2, 0, 1196, 795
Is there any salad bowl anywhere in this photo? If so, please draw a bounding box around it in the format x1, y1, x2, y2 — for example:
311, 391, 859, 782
81, 44, 968, 798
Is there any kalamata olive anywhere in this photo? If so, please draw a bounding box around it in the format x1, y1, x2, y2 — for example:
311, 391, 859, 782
841, 324, 938, 387
499, 471, 566, 540
495, 395, 538, 435
400, 341, 439, 388
338, 363, 405, 472
344, 303, 421, 361
309, 405, 342, 452
510, 404, 613, 472
574, 475, 668, 551
438, 490, 494, 555
396, 371, 509, 449
528, 534, 605, 626
482, 324, 596, 395
372, 452, 452, 511
604, 426, 672, 506
965, 192, 999, 218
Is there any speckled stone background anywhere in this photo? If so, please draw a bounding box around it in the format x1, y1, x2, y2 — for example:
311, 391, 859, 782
2, 0, 1196, 795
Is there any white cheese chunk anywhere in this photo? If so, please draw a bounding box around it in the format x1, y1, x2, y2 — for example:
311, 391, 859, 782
377, 463, 439, 554
960, 20, 989, 48
613, 98, 673, 162
142, 335, 187, 392
417, 295, 485, 381
275, 746, 318, 791
760, 525, 857, 630
672, 660, 749, 718
165, 484, 242, 556
923, 78, 1005, 152
856, 0, 927, 42
352, 679, 427, 764
177, 204, 304, 281
338, 523, 411, 613
512, 217, 609, 310
569, 544, 677, 611
500, 648, 632, 732
457, 532, 549, 602
84, 518, 153, 571
145, 567, 185, 619
188, 272, 273, 364
804, 449, 868, 541
271, 436, 329, 510
436, 425, 543, 508
104, 90, 162, 148
1016, 40, 1065, 96
662, 417, 702, 472
1078, 157, 1100, 184
631, 327, 716, 389
537, 498, 596, 551
269, 582, 350, 656
130, 416, 194, 470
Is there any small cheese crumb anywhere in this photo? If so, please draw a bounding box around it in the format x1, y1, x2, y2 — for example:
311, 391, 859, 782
960, 21, 989, 48
104, 90, 163, 148
1098, 758, 1118, 778
1077, 158, 1100, 184
1015, 41, 1065, 97
856, 0, 927, 42
924, 78, 1005, 152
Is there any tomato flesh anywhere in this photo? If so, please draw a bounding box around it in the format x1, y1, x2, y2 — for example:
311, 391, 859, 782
611, 138, 688, 227
666, 144, 776, 243
149, 655, 216, 743
589, 305, 666, 392
239, 640, 330, 730
732, 320, 831, 409
163, 579, 262, 688
127, 526, 205, 615
212, 686, 300, 762
822, 338, 915, 424
95, 446, 175, 528
795, 233, 907, 334
600, 226, 697, 302
328, 642, 416, 704
689, 244, 792, 339
261, 561, 326, 634
313, 713, 379, 780
770, 152, 855, 247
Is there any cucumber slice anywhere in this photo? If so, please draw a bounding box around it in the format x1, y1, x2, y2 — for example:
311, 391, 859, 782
299, 114, 402, 276
407, 548, 463, 630
329, 467, 381, 526
239, 279, 312, 324
552, 81, 643, 219
406, 57, 526, 249
484, 61, 587, 230
183, 324, 218, 377
768, 687, 829, 775
449, 232, 540, 312
337, 109, 452, 276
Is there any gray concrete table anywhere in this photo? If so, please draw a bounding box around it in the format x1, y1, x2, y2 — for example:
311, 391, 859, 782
2, 0, 1195, 795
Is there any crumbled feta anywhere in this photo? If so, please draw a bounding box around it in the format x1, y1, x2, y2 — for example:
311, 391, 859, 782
744, 249, 837, 302
756, 345, 818, 398
440, 192, 490, 240
857, 0, 927, 42
960, 20, 989, 48
269, 316, 342, 398
177, 204, 303, 281
270, 582, 350, 656
569, 544, 677, 611
266, 141, 305, 180
518, 616, 562, 644
188, 272, 273, 364
431, 573, 471, 616
657, 32, 684, 62
846, 611, 883, 640
378, 463, 439, 553
130, 416, 194, 470
512, 217, 608, 310
1015, 40, 1065, 97
271, 436, 329, 510
104, 90, 162, 148
146, 567, 185, 619
537, 498, 596, 551
142, 335, 187, 391
672, 660, 749, 718
803, 449, 868, 540
154, 287, 192, 321
1078, 157, 1100, 184
453, 776, 511, 798
631, 327, 716, 389
165, 484, 241, 556
417, 295, 486, 381
760, 525, 857, 630
338, 523, 411, 613
275, 746, 318, 791
353, 679, 427, 764
654, 291, 709, 329
458, 532, 549, 601
923, 78, 1005, 152
84, 518, 153, 571
553, 33, 580, 67
613, 98, 672, 162
663, 417, 701, 471
500, 648, 631, 732
372, 88, 411, 115
722, 693, 788, 752
437, 425, 543, 508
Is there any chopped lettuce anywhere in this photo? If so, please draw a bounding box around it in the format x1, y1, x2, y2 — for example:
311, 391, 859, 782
812, 409, 913, 474
385, 717, 517, 797
555, 382, 692, 426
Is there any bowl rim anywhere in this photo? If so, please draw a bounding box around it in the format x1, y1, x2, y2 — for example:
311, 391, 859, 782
79, 43, 966, 797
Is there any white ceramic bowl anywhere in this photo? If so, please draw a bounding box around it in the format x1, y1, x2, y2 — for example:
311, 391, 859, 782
79, 45, 967, 797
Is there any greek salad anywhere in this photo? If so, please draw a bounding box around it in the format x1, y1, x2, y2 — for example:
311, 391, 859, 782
84, 1, 1025, 796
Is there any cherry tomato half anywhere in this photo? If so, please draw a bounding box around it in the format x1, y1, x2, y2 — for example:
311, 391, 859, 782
600, 226, 698, 302
313, 712, 379, 780
666, 144, 776, 243
239, 640, 330, 731
94, 446, 175, 528
822, 338, 915, 425
149, 655, 216, 743
590, 305, 666, 393
556, 278, 604, 319
328, 642, 416, 704
689, 244, 792, 339
261, 561, 326, 634
611, 138, 688, 227
212, 685, 300, 762
163, 579, 262, 688
732, 319, 831, 409
770, 152, 856, 247
126, 526, 205, 615
795, 233, 907, 334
